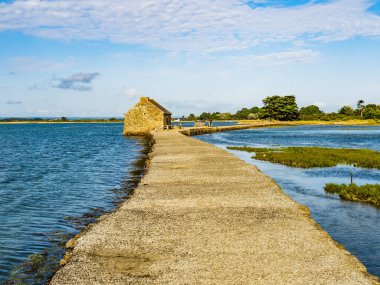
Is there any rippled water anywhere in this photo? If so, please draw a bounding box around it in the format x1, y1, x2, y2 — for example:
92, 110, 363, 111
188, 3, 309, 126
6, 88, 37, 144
198, 125, 380, 278
0, 123, 146, 283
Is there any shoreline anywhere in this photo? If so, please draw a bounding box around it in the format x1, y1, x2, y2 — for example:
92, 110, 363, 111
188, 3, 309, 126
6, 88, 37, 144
50, 129, 379, 284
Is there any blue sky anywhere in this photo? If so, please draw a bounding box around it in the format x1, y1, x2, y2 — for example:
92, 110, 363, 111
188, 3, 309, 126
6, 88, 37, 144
1, 0, 380, 117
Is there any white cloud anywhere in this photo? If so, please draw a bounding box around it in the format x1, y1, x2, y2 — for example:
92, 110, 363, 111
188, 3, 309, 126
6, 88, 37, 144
244, 49, 320, 65
53, 72, 100, 91
0, 0, 380, 51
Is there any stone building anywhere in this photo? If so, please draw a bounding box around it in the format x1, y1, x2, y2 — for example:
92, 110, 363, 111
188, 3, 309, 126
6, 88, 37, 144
123, 97, 172, 135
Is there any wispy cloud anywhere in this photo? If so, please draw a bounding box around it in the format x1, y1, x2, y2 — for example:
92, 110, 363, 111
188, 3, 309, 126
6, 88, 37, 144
5, 100, 23, 105
53, 72, 100, 91
247, 49, 320, 65
0, 1, 379, 51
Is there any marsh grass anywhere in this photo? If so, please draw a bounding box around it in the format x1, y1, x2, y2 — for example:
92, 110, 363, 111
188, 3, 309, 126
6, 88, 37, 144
324, 183, 380, 207
227, 146, 380, 169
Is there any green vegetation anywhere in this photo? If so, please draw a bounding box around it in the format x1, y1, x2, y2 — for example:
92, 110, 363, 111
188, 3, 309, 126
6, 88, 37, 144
338, 105, 355, 116
302, 100, 380, 121
234, 107, 260, 120
363, 104, 380, 119
357, 100, 365, 117
182, 95, 299, 121
324, 183, 380, 207
299, 105, 323, 120
259, 95, 299, 121
179, 97, 379, 123
227, 146, 380, 169
0, 117, 123, 123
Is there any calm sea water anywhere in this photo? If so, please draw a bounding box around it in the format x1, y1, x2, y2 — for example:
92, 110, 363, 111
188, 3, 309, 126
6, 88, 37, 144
0, 123, 146, 284
198, 125, 380, 278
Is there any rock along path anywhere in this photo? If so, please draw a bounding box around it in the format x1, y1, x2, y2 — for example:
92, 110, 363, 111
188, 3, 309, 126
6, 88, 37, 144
51, 130, 378, 285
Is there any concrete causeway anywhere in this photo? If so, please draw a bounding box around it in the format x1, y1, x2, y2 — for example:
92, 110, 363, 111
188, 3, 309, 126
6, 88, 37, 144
51, 130, 378, 285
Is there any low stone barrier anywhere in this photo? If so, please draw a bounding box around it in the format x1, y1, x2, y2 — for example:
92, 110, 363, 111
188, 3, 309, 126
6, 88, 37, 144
179, 122, 286, 136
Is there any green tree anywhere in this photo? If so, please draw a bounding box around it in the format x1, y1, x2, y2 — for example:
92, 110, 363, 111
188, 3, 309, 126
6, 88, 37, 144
357, 100, 365, 117
215, 112, 233, 120
210, 112, 221, 120
199, 112, 211, 120
338, 106, 355, 116
234, 108, 250, 119
363, 104, 380, 119
299, 105, 323, 120
260, 95, 300, 121
249, 106, 260, 114
234, 107, 260, 119
187, 114, 196, 121
300, 105, 322, 116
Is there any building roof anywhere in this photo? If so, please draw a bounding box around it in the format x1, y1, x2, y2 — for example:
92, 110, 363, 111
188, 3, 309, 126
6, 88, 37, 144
144, 97, 172, 115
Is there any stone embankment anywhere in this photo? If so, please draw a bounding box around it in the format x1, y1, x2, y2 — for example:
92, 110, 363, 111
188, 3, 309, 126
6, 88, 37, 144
179, 121, 287, 136
51, 130, 379, 285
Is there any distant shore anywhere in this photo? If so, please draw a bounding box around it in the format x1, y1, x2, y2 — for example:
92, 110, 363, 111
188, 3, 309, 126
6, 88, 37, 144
238, 119, 380, 126
1, 118, 379, 126
0, 120, 123, 125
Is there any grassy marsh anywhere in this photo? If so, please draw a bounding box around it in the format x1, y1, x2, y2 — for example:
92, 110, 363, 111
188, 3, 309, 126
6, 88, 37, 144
325, 183, 380, 207
227, 146, 380, 169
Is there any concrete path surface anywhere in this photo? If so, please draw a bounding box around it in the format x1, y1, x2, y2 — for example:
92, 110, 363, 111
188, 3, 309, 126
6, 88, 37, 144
51, 131, 378, 285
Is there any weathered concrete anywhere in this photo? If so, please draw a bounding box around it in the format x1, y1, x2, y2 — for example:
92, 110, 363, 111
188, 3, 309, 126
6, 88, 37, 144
51, 131, 378, 285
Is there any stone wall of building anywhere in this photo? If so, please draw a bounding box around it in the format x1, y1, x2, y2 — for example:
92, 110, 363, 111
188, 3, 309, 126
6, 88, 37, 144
123, 98, 165, 135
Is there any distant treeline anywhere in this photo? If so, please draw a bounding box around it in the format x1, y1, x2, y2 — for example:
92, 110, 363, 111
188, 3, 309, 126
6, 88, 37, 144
180, 96, 380, 121
0, 117, 123, 123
